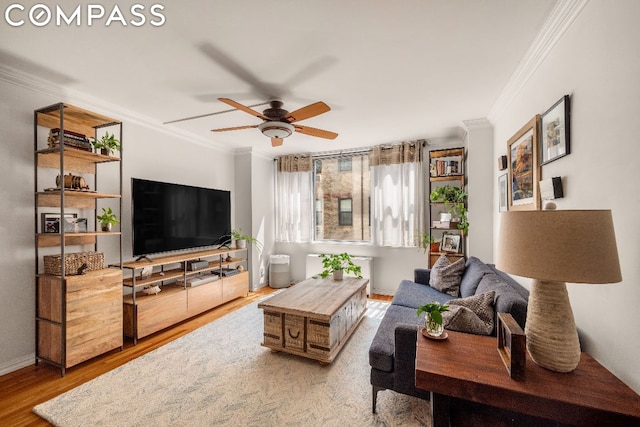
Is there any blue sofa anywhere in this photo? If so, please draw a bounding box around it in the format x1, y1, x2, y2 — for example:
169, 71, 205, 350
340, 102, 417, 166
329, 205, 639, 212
368, 256, 530, 413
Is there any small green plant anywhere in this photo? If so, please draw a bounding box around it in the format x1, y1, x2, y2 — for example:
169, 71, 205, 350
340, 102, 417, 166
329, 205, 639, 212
417, 301, 449, 325
429, 184, 469, 235
319, 253, 362, 279
96, 207, 120, 228
429, 185, 466, 204
231, 229, 263, 251
418, 233, 437, 253
91, 132, 120, 154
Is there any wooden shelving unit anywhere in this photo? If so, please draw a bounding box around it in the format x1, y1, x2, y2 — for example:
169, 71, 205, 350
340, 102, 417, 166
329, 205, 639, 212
121, 247, 249, 344
428, 147, 466, 267
34, 103, 123, 376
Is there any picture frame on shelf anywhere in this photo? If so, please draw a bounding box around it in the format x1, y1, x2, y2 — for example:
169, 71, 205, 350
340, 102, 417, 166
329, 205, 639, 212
41, 212, 77, 233
441, 232, 461, 253
540, 95, 570, 166
507, 115, 540, 211
498, 174, 508, 212
497, 312, 526, 380
140, 266, 153, 279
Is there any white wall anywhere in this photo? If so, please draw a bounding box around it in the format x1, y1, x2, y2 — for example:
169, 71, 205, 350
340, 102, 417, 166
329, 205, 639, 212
491, 0, 640, 392
234, 149, 274, 291
464, 121, 494, 262
0, 75, 236, 374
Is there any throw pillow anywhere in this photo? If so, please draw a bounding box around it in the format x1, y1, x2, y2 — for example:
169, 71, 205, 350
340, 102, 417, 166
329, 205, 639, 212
443, 290, 496, 335
429, 255, 465, 297
476, 273, 528, 330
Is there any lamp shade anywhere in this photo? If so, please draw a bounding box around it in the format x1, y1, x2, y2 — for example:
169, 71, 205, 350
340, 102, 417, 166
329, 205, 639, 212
496, 210, 621, 284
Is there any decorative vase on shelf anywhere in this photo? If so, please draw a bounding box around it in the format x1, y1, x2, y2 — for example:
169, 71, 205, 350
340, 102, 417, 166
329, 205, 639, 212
101, 223, 112, 232
424, 313, 444, 337
235, 239, 247, 249
332, 269, 344, 281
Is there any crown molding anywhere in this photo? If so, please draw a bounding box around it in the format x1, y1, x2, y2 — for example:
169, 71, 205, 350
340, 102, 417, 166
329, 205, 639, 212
461, 118, 492, 130
0, 64, 231, 154
487, 0, 590, 122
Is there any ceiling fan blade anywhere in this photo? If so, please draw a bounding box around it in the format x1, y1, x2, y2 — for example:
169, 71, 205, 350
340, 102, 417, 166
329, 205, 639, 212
271, 138, 283, 147
211, 125, 258, 132
164, 101, 270, 125
218, 98, 269, 120
294, 125, 338, 140
284, 102, 331, 123
198, 43, 284, 99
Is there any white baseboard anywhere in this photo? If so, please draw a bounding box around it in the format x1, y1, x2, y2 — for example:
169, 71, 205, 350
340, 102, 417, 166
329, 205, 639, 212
0, 353, 35, 377
371, 288, 395, 296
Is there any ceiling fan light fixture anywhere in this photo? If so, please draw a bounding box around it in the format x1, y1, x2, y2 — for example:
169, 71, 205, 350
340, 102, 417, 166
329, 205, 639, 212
258, 121, 294, 139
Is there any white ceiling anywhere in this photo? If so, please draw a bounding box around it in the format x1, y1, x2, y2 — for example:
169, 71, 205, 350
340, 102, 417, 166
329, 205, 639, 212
0, 0, 557, 155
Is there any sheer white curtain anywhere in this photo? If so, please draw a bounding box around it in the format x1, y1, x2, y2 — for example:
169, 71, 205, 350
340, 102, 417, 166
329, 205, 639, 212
370, 141, 424, 247
275, 154, 313, 243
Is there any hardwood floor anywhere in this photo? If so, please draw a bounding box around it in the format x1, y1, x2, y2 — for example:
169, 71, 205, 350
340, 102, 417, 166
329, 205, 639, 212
0, 288, 392, 426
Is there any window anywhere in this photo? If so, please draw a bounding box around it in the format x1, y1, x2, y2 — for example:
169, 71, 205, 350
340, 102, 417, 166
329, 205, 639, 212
313, 154, 370, 241
338, 198, 352, 226
339, 158, 352, 172
315, 199, 323, 227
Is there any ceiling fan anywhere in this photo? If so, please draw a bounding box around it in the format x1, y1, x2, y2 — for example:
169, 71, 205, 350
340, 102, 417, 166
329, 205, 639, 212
211, 98, 338, 147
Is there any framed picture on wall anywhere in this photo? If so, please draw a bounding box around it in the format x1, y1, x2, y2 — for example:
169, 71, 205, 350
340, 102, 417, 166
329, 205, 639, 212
540, 95, 571, 165
498, 173, 508, 212
507, 115, 540, 211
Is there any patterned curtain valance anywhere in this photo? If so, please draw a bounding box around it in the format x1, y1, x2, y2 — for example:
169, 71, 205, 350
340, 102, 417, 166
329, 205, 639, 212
369, 140, 425, 166
277, 154, 313, 172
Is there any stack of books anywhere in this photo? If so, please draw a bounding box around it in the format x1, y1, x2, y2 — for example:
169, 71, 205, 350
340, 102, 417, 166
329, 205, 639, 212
431, 160, 460, 177
48, 128, 93, 152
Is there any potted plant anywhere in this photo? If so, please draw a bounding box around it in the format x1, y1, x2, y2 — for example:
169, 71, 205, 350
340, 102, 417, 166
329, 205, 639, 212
418, 233, 440, 253
91, 132, 120, 156
96, 207, 120, 232
231, 229, 263, 251
319, 253, 363, 281
429, 184, 469, 235
417, 301, 449, 337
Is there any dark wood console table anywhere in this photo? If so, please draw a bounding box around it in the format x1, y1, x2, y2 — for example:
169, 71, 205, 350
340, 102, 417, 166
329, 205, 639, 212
415, 330, 640, 426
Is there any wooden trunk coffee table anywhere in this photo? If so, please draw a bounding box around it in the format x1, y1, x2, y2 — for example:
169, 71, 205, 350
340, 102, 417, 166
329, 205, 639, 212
258, 276, 369, 364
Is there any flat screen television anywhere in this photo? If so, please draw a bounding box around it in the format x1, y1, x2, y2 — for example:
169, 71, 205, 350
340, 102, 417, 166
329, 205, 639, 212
131, 178, 231, 257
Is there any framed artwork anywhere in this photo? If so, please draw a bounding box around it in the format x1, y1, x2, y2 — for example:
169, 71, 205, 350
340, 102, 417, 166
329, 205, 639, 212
507, 116, 540, 211
540, 95, 570, 165
498, 174, 508, 212
441, 232, 461, 253
41, 212, 77, 233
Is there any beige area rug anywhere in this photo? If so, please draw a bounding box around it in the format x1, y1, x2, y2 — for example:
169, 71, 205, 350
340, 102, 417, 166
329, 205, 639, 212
34, 298, 430, 426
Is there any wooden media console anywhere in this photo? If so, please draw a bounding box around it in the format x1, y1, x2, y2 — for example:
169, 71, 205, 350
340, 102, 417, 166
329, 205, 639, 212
122, 248, 249, 343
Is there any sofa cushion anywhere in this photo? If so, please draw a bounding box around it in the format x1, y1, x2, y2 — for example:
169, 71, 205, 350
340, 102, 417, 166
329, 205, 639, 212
476, 273, 528, 330
414, 268, 431, 286
443, 291, 495, 335
487, 264, 530, 301
392, 279, 451, 310
459, 256, 495, 298
368, 304, 423, 372
429, 255, 465, 297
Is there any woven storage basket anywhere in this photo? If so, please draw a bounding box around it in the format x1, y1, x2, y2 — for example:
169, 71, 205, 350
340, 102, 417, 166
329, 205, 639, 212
43, 251, 104, 275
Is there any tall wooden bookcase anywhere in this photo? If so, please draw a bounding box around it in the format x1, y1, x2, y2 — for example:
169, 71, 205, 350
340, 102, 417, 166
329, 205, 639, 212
34, 103, 123, 375
428, 147, 467, 267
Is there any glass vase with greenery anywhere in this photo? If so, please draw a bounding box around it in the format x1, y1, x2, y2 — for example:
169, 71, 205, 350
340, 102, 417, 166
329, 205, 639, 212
417, 301, 449, 337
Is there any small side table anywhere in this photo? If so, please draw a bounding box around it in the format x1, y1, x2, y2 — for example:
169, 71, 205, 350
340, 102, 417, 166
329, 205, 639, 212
415, 330, 640, 426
